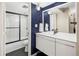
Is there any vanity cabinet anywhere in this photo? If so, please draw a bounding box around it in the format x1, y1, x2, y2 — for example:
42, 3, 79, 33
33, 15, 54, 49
36, 35, 55, 56
56, 39, 76, 56
36, 32, 76, 56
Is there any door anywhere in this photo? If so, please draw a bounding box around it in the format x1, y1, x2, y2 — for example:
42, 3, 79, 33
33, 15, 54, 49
6, 13, 19, 43
20, 15, 28, 40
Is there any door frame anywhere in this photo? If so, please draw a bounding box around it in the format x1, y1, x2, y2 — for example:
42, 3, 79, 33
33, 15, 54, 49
28, 3, 32, 56
0, 2, 6, 56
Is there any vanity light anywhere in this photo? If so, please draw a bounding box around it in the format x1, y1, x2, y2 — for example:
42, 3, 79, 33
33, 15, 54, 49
36, 6, 40, 11
48, 11, 51, 14
36, 3, 40, 11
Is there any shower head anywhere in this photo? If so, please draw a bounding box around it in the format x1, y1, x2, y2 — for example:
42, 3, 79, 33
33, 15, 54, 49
22, 5, 28, 8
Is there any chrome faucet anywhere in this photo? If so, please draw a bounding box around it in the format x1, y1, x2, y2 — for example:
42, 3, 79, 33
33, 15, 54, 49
52, 28, 58, 34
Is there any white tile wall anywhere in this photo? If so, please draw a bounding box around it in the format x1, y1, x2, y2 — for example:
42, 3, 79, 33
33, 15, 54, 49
6, 2, 29, 15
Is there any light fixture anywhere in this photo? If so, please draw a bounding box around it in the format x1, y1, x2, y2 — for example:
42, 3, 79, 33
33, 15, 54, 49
36, 3, 40, 11
48, 11, 51, 14
36, 6, 40, 11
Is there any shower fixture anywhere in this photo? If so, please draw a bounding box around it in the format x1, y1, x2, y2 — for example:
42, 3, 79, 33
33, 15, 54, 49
22, 5, 28, 8
36, 3, 41, 11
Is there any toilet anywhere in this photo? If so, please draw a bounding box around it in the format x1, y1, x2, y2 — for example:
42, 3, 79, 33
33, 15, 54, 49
23, 39, 28, 52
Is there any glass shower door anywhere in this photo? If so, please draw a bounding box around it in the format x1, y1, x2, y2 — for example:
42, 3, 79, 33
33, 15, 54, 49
6, 13, 19, 43
20, 15, 28, 40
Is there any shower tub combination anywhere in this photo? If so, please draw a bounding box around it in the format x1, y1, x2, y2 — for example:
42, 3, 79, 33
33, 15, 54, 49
5, 2, 29, 54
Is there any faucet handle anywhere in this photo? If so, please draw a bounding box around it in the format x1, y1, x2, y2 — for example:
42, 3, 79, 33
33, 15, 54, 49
52, 29, 55, 31
52, 28, 58, 33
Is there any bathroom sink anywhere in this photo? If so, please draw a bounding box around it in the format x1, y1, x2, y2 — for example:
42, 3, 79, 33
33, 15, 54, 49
37, 31, 55, 37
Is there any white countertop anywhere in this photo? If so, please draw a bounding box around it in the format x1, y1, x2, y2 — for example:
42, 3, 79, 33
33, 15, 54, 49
54, 32, 77, 42
36, 31, 77, 42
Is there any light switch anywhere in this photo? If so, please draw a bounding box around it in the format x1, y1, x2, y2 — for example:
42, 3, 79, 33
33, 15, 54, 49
35, 24, 38, 28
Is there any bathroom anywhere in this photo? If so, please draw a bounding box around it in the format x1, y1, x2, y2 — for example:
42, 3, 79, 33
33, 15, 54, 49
0, 2, 79, 56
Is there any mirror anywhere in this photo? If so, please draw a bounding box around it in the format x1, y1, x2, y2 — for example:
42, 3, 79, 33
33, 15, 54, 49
42, 2, 76, 33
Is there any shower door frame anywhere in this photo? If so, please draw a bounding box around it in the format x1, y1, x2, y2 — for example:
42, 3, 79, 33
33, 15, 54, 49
0, 2, 32, 56
6, 11, 28, 44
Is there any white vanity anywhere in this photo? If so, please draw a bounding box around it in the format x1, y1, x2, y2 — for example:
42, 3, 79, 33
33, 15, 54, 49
37, 2, 77, 56
36, 31, 76, 56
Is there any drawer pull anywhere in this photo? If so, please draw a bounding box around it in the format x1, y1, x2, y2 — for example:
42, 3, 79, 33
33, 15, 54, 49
56, 41, 75, 47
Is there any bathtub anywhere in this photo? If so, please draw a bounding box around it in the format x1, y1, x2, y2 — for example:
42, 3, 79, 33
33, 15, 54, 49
6, 40, 28, 54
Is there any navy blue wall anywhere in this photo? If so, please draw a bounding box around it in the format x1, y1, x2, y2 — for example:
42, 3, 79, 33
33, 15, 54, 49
31, 3, 42, 54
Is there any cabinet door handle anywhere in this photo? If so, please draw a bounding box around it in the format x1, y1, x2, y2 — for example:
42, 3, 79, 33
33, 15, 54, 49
65, 44, 75, 47
56, 41, 75, 47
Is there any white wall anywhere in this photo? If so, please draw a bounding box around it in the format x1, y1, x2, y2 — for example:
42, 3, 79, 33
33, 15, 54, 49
77, 2, 79, 56
6, 2, 29, 15
0, 3, 6, 56
56, 10, 69, 33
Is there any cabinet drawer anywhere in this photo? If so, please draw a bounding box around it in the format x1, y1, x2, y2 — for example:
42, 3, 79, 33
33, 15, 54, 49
56, 39, 76, 56
36, 35, 55, 56
36, 34, 55, 42
56, 39, 76, 47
